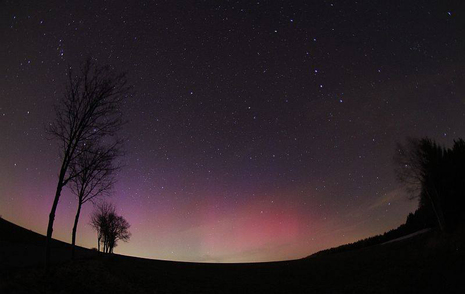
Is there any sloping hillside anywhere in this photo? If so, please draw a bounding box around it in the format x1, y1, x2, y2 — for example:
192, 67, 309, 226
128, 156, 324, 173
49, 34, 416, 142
1, 217, 464, 294
0, 218, 93, 269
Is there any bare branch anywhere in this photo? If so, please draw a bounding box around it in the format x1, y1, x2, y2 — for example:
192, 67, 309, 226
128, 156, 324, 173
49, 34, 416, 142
45, 57, 131, 266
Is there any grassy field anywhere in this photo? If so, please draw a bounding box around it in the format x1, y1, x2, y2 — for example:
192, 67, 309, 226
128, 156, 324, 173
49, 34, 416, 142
1, 218, 464, 293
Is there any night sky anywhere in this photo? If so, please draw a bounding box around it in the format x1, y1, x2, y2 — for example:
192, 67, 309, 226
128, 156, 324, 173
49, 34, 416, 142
1, 1, 464, 262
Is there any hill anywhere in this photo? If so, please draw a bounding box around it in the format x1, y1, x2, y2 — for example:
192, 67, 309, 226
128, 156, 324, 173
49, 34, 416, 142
0, 217, 94, 269
310, 203, 437, 257
0, 217, 464, 293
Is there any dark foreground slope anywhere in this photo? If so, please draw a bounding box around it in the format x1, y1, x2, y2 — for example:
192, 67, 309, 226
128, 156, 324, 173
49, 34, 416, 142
0, 218, 94, 269
1, 218, 464, 294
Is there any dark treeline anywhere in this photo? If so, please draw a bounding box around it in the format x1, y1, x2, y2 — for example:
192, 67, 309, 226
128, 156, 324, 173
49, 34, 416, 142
395, 137, 465, 232
311, 207, 435, 257
312, 137, 465, 257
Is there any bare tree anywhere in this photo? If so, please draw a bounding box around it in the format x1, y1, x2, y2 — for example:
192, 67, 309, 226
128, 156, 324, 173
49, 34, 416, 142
46, 58, 130, 268
69, 141, 122, 259
105, 213, 131, 253
90, 202, 115, 252
90, 202, 131, 253
394, 137, 446, 231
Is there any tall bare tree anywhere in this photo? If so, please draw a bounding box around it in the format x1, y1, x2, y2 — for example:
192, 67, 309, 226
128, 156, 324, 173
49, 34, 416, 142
69, 141, 122, 259
46, 58, 130, 268
394, 137, 446, 232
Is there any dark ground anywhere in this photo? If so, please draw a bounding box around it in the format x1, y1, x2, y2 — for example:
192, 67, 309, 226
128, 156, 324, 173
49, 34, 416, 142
0, 218, 464, 294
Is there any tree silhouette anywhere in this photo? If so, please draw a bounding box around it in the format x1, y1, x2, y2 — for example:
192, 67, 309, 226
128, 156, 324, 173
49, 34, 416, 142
90, 202, 131, 253
45, 58, 130, 268
105, 213, 131, 253
69, 141, 122, 259
394, 138, 446, 231
90, 202, 114, 252
395, 137, 465, 232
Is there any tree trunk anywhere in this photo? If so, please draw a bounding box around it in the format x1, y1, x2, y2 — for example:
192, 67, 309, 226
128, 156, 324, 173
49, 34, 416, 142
97, 235, 101, 252
426, 185, 446, 232
45, 175, 65, 270
71, 201, 82, 260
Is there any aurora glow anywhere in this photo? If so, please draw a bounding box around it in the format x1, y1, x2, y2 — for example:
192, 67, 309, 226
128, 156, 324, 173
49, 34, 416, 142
1, 0, 463, 262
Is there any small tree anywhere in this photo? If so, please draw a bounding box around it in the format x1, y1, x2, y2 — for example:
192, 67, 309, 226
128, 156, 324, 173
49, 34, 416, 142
46, 58, 130, 267
90, 202, 131, 253
90, 202, 115, 252
69, 141, 122, 259
105, 213, 131, 253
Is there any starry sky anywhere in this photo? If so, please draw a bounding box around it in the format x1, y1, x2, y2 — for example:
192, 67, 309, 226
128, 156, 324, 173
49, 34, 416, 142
1, 0, 464, 262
